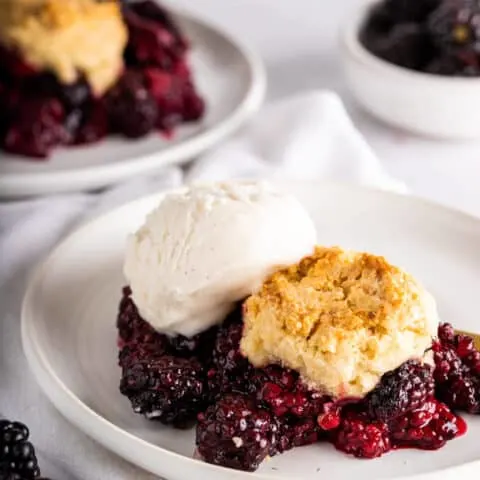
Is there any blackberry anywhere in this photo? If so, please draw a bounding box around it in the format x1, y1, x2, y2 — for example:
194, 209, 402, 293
196, 394, 277, 472
434, 323, 480, 413
208, 305, 251, 399
124, 0, 187, 53
389, 399, 462, 450
116, 287, 168, 349
385, 0, 440, 23
122, 2, 186, 69
333, 410, 391, 459
3, 96, 67, 158
275, 417, 319, 453
428, 1, 480, 50
120, 355, 207, 428
58, 77, 91, 111
0, 420, 46, 480
106, 71, 158, 138
116, 286, 217, 362
366, 360, 435, 422
73, 101, 109, 145
362, 23, 435, 70
249, 364, 330, 418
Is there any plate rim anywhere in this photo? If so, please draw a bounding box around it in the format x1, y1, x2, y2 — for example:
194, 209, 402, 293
0, 8, 267, 199
21, 182, 480, 480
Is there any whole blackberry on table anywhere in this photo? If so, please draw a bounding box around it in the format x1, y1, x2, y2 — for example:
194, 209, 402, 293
0, 420, 50, 480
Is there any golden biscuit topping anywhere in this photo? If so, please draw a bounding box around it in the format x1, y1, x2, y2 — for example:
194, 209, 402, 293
241, 247, 438, 398
0, 0, 128, 94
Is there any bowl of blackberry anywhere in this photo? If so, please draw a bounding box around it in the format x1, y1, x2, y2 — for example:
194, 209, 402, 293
341, 0, 480, 139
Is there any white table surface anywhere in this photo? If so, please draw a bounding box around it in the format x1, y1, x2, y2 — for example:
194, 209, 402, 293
173, 0, 480, 218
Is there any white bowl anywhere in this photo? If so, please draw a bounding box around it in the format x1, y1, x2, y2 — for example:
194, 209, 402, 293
341, 1, 480, 139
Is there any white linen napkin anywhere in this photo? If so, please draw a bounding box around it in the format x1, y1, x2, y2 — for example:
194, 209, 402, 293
0, 91, 405, 480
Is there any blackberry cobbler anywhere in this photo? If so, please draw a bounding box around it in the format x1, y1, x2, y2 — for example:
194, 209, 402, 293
0, 0, 205, 159
115, 183, 474, 472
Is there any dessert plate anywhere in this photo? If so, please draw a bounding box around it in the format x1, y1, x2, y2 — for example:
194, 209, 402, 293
0, 10, 266, 199
22, 182, 480, 480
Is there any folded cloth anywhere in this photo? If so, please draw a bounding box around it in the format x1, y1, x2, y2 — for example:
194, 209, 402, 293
0, 91, 405, 480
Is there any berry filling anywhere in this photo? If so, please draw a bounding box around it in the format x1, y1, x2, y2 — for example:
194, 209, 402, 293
116, 289, 474, 472
361, 0, 480, 76
0, 0, 205, 159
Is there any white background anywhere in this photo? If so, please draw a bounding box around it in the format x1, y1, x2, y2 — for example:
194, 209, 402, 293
173, 0, 480, 217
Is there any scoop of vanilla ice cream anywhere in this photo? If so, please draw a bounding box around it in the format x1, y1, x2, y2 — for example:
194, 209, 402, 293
124, 181, 317, 337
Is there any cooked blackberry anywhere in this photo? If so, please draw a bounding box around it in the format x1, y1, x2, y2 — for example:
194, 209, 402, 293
167, 325, 218, 362
120, 355, 207, 428
58, 78, 91, 111
275, 417, 319, 453
73, 101, 109, 145
122, 2, 186, 69
333, 410, 391, 459
249, 364, 330, 419
124, 0, 187, 53
434, 323, 480, 413
366, 360, 435, 422
106, 71, 158, 138
116, 286, 217, 362
116, 286, 168, 348
389, 399, 462, 450
196, 394, 277, 472
3, 96, 67, 158
0, 420, 43, 480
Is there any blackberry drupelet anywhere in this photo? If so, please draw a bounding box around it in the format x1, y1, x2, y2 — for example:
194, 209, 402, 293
196, 394, 277, 472
366, 360, 435, 421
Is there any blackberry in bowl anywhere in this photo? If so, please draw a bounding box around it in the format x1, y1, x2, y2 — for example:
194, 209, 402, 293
341, 0, 480, 139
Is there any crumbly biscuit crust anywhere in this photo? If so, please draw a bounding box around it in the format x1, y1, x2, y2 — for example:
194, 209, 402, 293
241, 247, 438, 398
0, 0, 127, 94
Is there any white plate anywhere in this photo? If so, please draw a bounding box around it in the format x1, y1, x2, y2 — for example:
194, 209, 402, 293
0, 10, 266, 199
22, 182, 480, 480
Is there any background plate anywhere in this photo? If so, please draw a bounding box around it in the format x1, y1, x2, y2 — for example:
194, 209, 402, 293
22, 183, 480, 480
0, 10, 266, 198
